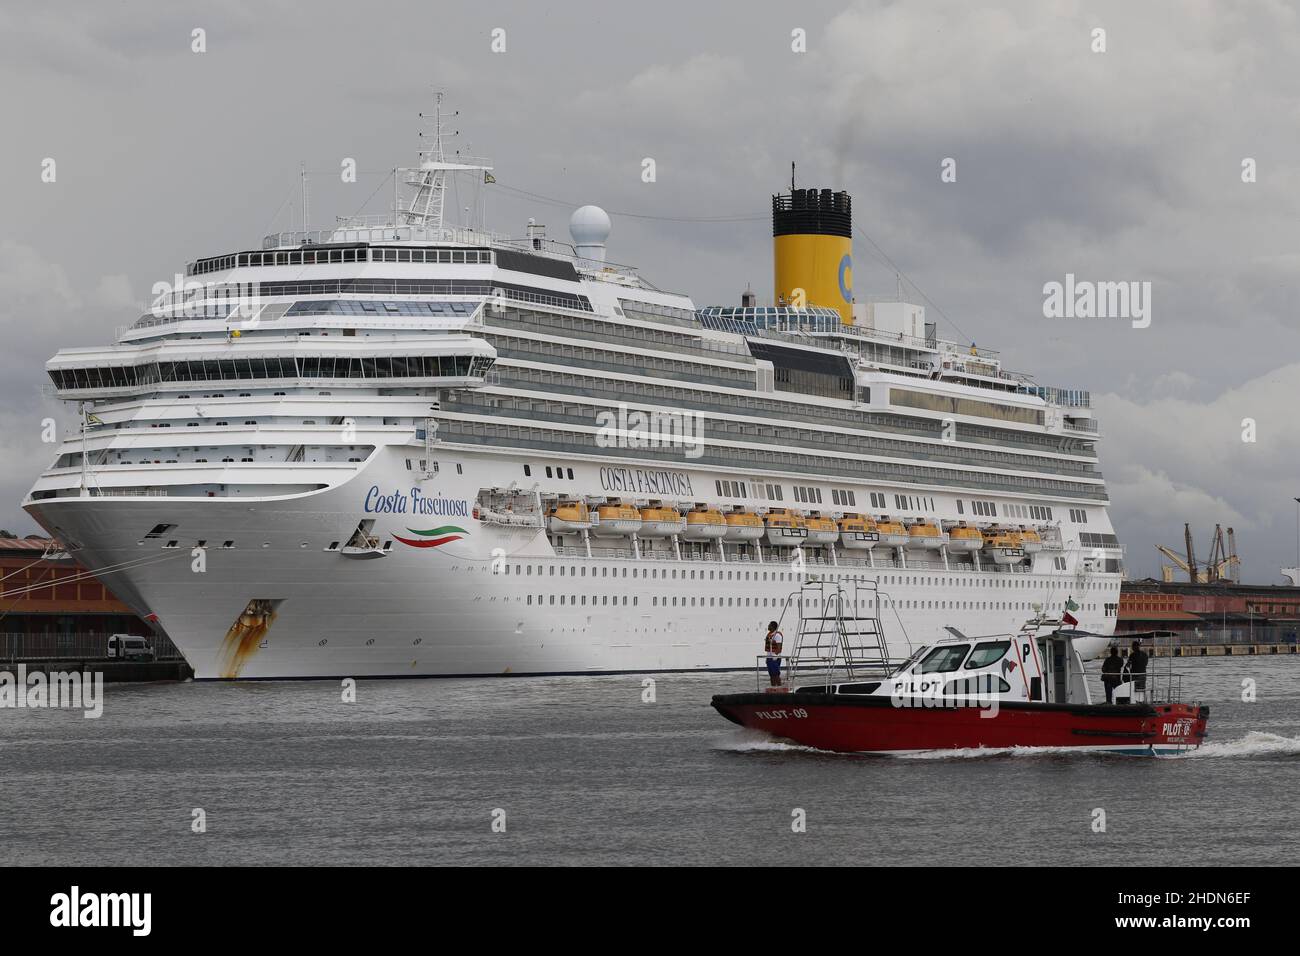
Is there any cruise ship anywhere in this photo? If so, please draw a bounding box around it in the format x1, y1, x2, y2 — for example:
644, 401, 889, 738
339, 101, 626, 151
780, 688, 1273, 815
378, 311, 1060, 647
23, 99, 1123, 679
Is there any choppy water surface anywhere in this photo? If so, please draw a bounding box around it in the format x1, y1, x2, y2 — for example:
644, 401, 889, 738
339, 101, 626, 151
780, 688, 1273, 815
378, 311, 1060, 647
1, 656, 1296, 865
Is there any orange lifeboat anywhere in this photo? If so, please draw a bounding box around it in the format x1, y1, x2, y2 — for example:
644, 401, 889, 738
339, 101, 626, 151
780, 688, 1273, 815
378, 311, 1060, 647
723, 508, 764, 542
638, 503, 685, 538
906, 521, 944, 550
547, 500, 592, 533
837, 513, 879, 550
590, 501, 642, 537
946, 525, 983, 553
682, 504, 727, 541
805, 511, 839, 546
764, 508, 808, 547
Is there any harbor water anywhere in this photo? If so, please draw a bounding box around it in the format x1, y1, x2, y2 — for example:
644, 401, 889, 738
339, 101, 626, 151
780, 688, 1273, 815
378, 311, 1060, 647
1, 656, 1296, 866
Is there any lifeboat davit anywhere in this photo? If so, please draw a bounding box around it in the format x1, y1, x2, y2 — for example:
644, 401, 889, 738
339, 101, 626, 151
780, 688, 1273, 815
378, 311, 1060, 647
875, 518, 910, 548
906, 522, 945, 550
683, 505, 727, 541
1019, 528, 1043, 553
946, 526, 983, 552
638, 504, 685, 538
837, 513, 879, 550
723, 509, 765, 542
548, 501, 593, 533
590, 501, 642, 537
805, 512, 839, 546
983, 531, 1026, 565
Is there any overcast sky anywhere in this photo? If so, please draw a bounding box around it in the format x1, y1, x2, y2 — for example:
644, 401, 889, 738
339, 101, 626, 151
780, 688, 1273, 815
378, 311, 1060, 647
3, 0, 1299, 581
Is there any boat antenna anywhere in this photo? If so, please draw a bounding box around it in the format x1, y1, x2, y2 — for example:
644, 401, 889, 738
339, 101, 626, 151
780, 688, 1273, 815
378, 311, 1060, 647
791, 161, 796, 193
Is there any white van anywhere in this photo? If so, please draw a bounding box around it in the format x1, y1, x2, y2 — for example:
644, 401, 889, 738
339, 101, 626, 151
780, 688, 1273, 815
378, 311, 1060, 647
107, 634, 155, 661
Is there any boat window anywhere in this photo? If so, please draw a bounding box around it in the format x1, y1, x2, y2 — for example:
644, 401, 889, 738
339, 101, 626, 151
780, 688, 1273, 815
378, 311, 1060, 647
964, 640, 1011, 669
944, 676, 1011, 695
918, 644, 969, 673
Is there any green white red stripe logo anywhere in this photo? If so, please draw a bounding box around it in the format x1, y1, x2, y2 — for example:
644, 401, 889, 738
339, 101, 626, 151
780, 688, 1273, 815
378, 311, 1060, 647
393, 525, 468, 548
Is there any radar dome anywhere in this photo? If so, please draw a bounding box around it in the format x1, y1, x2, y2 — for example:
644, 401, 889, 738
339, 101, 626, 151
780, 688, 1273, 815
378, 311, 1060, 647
569, 205, 611, 263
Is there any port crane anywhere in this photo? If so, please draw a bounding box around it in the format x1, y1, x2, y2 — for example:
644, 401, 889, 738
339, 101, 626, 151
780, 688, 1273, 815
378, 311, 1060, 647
1156, 523, 1240, 583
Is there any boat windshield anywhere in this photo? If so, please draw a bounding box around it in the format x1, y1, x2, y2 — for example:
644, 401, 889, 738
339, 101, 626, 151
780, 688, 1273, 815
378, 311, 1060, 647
963, 640, 1010, 669
918, 643, 970, 673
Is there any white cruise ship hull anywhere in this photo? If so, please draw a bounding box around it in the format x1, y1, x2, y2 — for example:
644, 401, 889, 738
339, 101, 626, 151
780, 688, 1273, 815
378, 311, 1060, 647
27, 447, 1115, 680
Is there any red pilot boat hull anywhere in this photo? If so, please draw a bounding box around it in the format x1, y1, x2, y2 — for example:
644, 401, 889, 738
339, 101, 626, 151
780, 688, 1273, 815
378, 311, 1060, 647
711, 693, 1209, 756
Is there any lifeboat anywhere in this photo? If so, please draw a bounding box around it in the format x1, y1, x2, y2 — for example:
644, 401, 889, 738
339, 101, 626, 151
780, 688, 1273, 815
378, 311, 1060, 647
764, 508, 808, 547
548, 500, 592, 533
875, 518, 910, 548
982, 530, 1025, 565
1019, 528, 1043, 553
682, 505, 727, 541
638, 503, 685, 538
837, 513, 879, 550
946, 526, 984, 552
906, 521, 945, 550
805, 512, 839, 546
590, 501, 642, 537
723, 509, 765, 542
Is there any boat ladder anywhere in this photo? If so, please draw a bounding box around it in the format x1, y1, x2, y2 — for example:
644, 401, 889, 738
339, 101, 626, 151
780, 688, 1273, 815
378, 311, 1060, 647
783, 578, 894, 684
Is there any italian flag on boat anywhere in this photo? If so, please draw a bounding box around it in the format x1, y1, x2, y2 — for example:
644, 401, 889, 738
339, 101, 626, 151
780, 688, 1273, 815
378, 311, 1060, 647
1063, 597, 1080, 628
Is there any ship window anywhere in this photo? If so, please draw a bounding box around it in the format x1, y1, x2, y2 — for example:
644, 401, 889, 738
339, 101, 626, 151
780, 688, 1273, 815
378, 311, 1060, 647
546, 467, 553, 478
566, 468, 573, 479
964, 641, 1010, 669
918, 644, 969, 673
524, 465, 531, 476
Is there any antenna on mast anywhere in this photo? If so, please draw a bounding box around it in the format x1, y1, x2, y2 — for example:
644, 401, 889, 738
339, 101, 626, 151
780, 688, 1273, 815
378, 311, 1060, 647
300, 162, 309, 232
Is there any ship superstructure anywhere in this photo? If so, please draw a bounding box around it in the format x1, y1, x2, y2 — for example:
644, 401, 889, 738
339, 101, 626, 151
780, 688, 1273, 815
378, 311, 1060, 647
24, 99, 1123, 678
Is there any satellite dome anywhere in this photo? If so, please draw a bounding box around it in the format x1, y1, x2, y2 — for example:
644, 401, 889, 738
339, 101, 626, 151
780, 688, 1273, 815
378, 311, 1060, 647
570, 205, 611, 263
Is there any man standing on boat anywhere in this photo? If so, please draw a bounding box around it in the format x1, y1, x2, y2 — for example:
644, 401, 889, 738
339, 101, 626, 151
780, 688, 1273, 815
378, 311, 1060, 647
765, 621, 784, 688
1101, 645, 1124, 703
1129, 640, 1149, 701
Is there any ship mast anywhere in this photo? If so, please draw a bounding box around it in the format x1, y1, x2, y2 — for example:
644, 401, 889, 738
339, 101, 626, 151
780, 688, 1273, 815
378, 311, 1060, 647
399, 90, 493, 232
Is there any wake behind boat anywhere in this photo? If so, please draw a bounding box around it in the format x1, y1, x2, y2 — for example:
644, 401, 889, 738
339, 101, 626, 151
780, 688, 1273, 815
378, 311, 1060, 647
712, 581, 1208, 756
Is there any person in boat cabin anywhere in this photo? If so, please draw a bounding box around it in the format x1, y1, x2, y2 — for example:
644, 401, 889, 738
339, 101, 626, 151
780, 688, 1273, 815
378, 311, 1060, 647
764, 621, 784, 688
1100, 645, 1124, 704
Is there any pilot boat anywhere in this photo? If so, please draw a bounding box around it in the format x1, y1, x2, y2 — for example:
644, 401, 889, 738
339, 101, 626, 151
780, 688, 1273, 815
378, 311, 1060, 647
712, 583, 1208, 756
